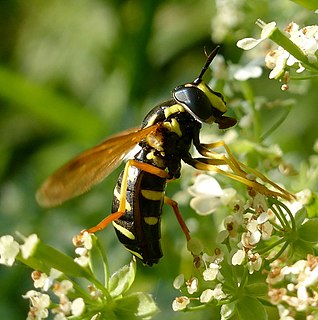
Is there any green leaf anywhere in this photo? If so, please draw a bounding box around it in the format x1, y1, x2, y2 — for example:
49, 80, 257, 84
295, 207, 307, 227
17, 241, 89, 278
306, 193, 318, 218
244, 283, 268, 297
114, 292, 159, 320
289, 0, 318, 11
0, 66, 104, 143
236, 296, 268, 320
109, 259, 136, 298
298, 219, 318, 242
221, 302, 236, 320
290, 239, 314, 260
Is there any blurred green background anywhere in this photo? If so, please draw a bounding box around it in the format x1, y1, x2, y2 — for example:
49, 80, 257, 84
0, 0, 317, 319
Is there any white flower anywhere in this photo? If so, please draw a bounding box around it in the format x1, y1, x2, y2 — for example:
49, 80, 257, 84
211, 283, 227, 300
0, 235, 20, 266
238, 20, 318, 84
53, 313, 67, 320
232, 249, 245, 265
173, 274, 184, 290
189, 174, 236, 215
237, 21, 277, 50
43, 268, 63, 292
23, 290, 51, 319
80, 231, 93, 250
31, 271, 48, 289
20, 234, 39, 259
74, 255, 89, 267
71, 297, 85, 316
74, 247, 89, 267
172, 296, 190, 311
203, 262, 220, 281
233, 64, 262, 81
186, 277, 198, 294
302, 265, 318, 287
56, 295, 72, 316
247, 251, 262, 274
53, 280, 74, 297
267, 49, 288, 79
200, 284, 226, 303
200, 289, 214, 303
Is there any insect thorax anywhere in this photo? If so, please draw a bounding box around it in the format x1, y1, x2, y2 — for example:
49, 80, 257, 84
139, 99, 202, 179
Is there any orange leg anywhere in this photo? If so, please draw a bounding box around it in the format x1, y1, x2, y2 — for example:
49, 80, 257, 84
164, 196, 191, 241
83, 159, 170, 234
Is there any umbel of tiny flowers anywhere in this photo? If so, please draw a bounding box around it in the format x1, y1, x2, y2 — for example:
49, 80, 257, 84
173, 172, 318, 319
267, 254, 318, 319
237, 19, 318, 89
0, 232, 159, 320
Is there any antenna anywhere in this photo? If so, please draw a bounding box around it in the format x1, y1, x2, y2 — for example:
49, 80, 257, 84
195, 46, 220, 82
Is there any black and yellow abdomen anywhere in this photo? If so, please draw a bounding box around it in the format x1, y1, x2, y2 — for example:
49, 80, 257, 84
112, 159, 167, 266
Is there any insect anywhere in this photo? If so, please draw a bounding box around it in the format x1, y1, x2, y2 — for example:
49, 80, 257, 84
36, 47, 294, 266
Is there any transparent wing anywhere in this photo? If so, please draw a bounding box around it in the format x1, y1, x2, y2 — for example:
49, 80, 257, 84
36, 124, 160, 207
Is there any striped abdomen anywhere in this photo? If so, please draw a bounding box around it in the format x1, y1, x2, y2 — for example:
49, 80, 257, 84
112, 164, 167, 266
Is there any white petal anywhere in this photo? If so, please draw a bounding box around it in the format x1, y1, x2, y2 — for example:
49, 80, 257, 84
269, 54, 287, 79
188, 174, 222, 197
200, 289, 214, 303
260, 21, 277, 39
173, 274, 184, 290
71, 298, 85, 316
257, 212, 269, 224
232, 249, 245, 265
237, 38, 262, 50
20, 234, 39, 259
233, 65, 262, 81
190, 196, 222, 215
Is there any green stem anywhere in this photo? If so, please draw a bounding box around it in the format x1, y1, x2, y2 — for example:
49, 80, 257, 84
260, 104, 292, 141
268, 240, 290, 262
95, 236, 110, 289
270, 204, 289, 230
257, 237, 286, 255
240, 81, 261, 142
275, 201, 296, 231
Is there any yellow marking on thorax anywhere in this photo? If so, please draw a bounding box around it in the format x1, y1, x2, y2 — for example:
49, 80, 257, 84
164, 104, 185, 118
163, 118, 182, 137
144, 216, 159, 225
146, 150, 166, 168
112, 221, 135, 240
141, 189, 164, 201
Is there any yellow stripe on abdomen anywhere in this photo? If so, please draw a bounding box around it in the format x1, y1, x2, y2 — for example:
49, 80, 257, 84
141, 189, 164, 201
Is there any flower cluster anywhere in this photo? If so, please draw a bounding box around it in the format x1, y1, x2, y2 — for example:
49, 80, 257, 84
172, 171, 318, 318
172, 249, 228, 312
23, 272, 85, 320
267, 254, 318, 319
0, 232, 159, 320
0, 233, 39, 267
237, 20, 318, 90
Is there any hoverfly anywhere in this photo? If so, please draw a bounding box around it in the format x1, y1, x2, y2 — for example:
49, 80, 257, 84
36, 47, 294, 266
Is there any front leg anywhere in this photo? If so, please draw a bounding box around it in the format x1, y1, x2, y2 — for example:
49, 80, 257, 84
187, 139, 295, 201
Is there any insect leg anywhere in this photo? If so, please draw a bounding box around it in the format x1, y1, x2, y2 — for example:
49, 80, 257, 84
184, 153, 294, 200
197, 141, 295, 200
164, 196, 191, 241
84, 160, 170, 234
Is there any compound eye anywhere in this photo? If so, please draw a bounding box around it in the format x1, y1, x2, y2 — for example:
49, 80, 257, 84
173, 86, 213, 123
